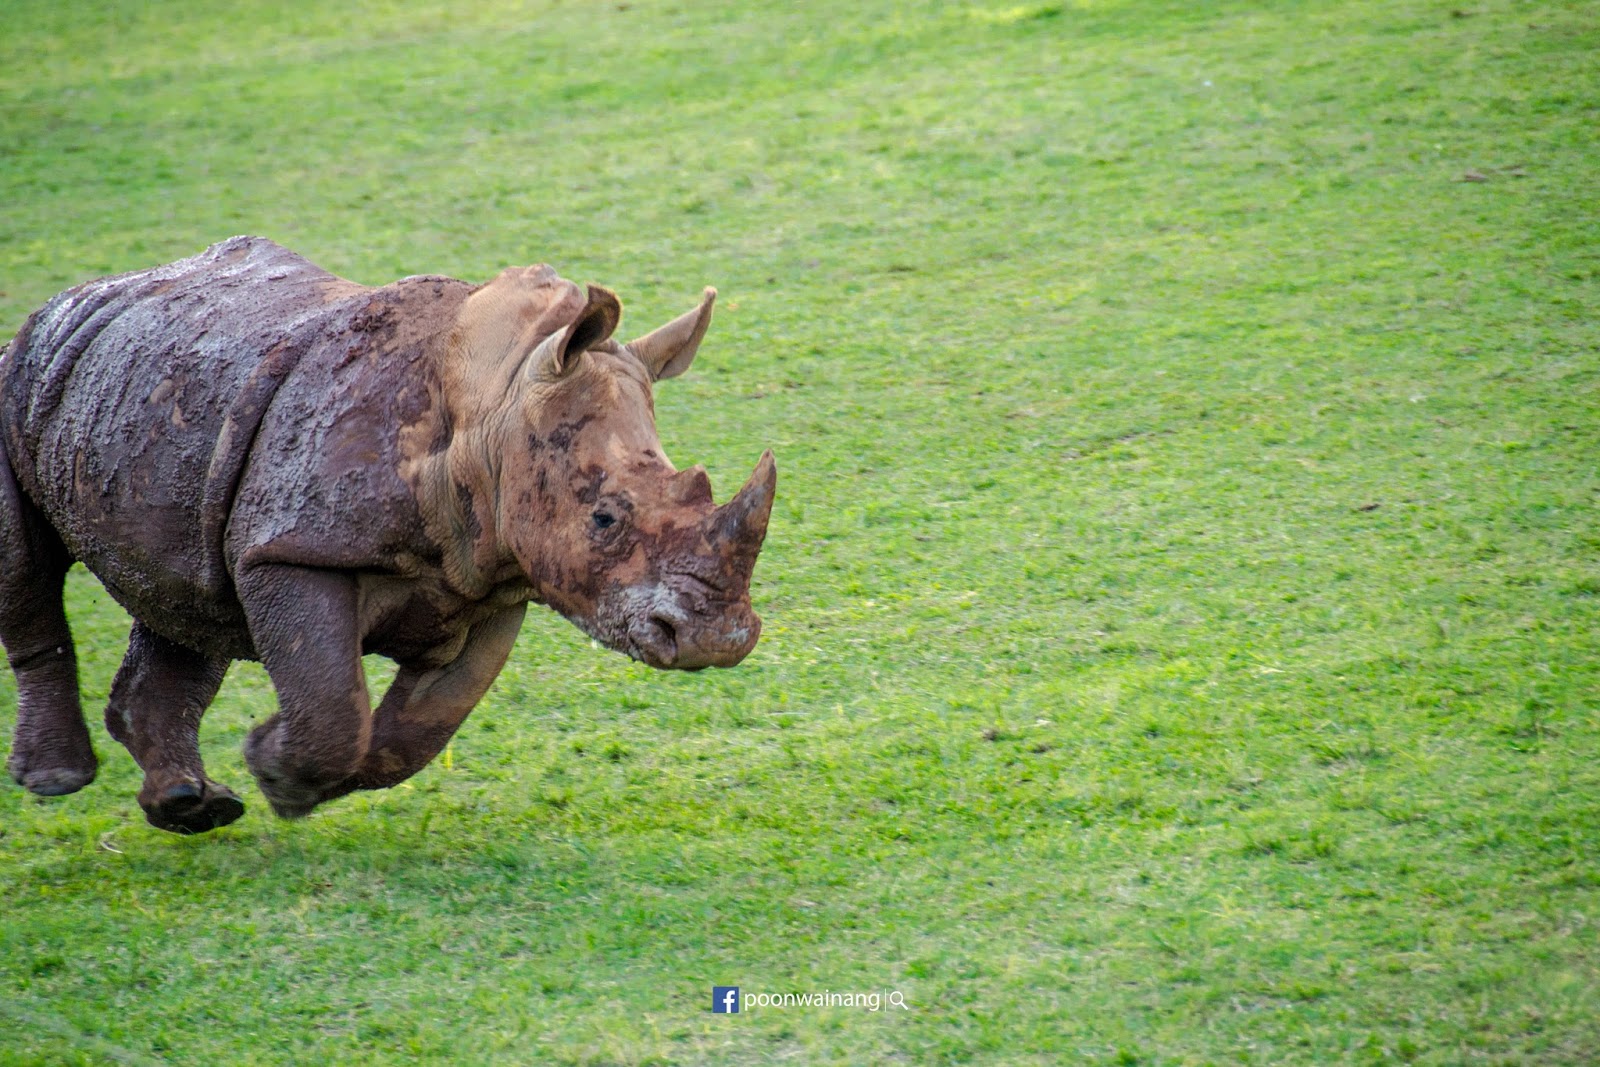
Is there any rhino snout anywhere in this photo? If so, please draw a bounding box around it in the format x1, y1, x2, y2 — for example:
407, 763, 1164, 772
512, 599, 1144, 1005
618, 584, 761, 671
575, 453, 774, 670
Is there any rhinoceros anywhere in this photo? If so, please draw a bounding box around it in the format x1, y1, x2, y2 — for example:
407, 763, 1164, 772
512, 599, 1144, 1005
0, 236, 774, 833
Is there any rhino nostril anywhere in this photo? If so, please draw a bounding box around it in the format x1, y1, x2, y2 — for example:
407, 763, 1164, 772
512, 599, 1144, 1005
648, 616, 678, 657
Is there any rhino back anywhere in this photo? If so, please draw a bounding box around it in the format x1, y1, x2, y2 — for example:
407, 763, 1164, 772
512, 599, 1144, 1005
0, 236, 368, 657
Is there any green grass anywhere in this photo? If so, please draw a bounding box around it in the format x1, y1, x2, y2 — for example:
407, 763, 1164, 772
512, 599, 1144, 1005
2, 0, 1598, 1063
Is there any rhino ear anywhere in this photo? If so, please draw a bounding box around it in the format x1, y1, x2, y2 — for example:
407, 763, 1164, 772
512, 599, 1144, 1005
527, 285, 622, 381
627, 287, 716, 381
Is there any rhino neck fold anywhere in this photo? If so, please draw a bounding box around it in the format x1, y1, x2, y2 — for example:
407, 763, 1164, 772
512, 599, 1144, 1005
403, 414, 520, 601
394, 267, 593, 601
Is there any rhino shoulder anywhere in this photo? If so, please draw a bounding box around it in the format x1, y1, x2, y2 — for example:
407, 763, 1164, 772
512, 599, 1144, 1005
225, 271, 476, 581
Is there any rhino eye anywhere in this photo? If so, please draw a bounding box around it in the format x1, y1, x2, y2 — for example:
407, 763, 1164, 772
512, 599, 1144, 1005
592, 511, 618, 529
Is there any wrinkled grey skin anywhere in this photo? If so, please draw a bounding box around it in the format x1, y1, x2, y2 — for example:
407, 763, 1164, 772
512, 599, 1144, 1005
0, 237, 775, 833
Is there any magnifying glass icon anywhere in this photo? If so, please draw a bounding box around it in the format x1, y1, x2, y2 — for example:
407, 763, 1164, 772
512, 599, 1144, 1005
888, 991, 909, 1010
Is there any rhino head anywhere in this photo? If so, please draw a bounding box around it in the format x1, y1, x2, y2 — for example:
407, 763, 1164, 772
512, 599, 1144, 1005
428, 267, 774, 670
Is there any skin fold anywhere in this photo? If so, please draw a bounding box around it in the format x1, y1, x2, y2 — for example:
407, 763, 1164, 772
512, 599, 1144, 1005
0, 237, 774, 833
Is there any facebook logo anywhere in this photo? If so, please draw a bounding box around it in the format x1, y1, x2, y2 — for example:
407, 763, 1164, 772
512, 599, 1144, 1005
712, 986, 741, 1013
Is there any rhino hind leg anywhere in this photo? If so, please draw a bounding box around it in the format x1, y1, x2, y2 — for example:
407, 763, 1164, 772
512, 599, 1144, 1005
0, 437, 97, 796
103, 622, 241, 833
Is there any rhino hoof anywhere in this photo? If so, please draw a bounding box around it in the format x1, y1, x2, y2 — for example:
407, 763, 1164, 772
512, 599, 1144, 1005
263, 795, 318, 821
143, 780, 245, 835
251, 769, 328, 820
15, 765, 97, 797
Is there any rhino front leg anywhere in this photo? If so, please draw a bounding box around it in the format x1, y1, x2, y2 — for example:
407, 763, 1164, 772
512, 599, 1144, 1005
0, 436, 96, 796
321, 604, 526, 802
236, 564, 372, 819
104, 622, 239, 834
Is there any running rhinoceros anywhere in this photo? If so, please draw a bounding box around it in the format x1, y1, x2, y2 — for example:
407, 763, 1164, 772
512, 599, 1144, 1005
0, 236, 775, 833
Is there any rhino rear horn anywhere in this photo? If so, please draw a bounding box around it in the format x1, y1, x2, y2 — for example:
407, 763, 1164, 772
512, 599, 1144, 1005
527, 285, 622, 381
628, 287, 716, 381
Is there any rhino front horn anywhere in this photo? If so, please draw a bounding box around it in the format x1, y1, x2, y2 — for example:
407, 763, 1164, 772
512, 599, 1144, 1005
710, 450, 777, 565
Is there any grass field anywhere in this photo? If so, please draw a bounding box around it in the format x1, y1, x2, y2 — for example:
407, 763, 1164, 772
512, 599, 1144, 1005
2, 0, 1598, 1063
